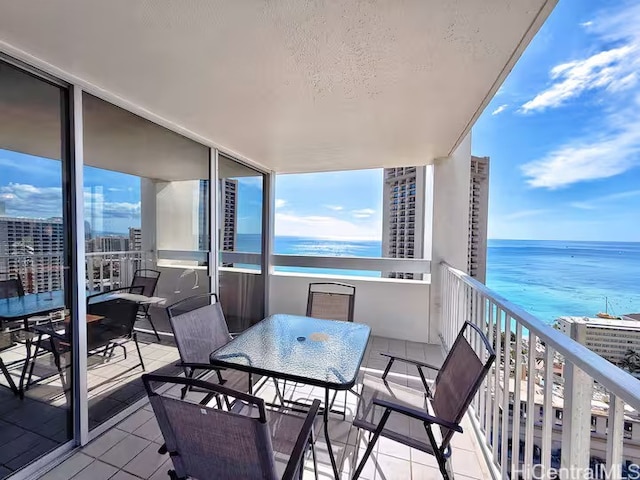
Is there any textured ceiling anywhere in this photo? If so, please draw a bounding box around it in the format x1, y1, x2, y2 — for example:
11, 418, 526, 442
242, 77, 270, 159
0, 0, 554, 173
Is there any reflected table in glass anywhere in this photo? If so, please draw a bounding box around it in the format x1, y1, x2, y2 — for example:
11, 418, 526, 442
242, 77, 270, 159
210, 313, 371, 478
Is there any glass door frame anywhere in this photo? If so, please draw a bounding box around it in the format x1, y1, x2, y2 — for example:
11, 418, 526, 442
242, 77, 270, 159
0, 53, 84, 479
212, 149, 273, 319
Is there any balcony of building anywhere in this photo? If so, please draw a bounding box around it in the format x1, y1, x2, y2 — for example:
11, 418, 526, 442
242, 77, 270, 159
10, 1, 640, 479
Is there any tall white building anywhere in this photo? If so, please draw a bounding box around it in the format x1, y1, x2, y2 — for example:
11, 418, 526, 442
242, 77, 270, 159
129, 227, 142, 251
381, 167, 427, 279
86, 235, 129, 253
468, 156, 490, 283
558, 316, 640, 368
0, 216, 64, 293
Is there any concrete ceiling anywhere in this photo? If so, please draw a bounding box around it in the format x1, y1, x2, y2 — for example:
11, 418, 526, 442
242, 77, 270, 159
0, 0, 555, 173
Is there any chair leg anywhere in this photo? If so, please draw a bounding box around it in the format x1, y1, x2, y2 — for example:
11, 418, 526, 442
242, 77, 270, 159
146, 311, 161, 342
0, 356, 18, 395
352, 409, 391, 480
310, 430, 319, 480
132, 333, 145, 371
25, 335, 43, 391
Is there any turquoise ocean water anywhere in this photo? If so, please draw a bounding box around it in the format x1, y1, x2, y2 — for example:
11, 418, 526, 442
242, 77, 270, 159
237, 235, 640, 325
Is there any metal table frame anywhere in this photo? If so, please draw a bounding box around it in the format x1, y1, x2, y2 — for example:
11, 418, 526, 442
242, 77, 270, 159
210, 314, 370, 479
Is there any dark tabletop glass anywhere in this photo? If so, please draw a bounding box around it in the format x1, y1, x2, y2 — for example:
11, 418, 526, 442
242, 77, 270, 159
210, 314, 371, 389
0, 290, 66, 320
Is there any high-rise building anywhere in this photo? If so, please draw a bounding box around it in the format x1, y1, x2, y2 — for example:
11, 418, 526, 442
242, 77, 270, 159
220, 178, 238, 252
198, 180, 209, 252
381, 167, 426, 279
0, 200, 5, 216
86, 235, 129, 253
129, 227, 142, 251
467, 156, 490, 283
0, 216, 64, 293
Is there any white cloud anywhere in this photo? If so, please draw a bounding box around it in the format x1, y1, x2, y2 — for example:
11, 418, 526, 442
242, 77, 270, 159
351, 208, 375, 219
521, 99, 640, 188
324, 205, 343, 211
275, 199, 287, 209
491, 104, 508, 115
522, 4, 640, 113
521, 45, 636, 112
501, 209, 549, 221
275, 212, 381, 241
570, 189, 640, 210
0, 183, 140, 223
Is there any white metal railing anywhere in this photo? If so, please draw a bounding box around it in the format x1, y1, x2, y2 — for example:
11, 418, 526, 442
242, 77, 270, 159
441, 262, 640, 480
86, 250, 153, 291
218, 251, 431, 277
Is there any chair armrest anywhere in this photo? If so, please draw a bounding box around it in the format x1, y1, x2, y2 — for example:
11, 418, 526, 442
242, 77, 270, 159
379, 353, 440, 371
373, 398, 463, 433
282, 399, 322, 480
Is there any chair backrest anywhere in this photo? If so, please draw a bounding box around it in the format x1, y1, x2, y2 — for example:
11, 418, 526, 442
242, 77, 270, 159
0, 272, 24, 299
131, 269, 161, 297
306, 282, 356, 322
86, 286, 144, 347
166, 293, 232, 364
143, 374, 278, 480
432, 321, 495, 447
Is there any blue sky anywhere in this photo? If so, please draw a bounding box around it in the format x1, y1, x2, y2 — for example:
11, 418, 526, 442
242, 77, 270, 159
1, 0, 639, 241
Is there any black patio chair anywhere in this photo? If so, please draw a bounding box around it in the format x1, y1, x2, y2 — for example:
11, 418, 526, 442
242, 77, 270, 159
351, 321, 495, 480
131, 269, 161, 341
26, 286, 146, 392
0, 272, 25, 394
166, 293, 253, 402
0, 271, 25, 299
306, 282, 356, 322
143, 374, 321, 480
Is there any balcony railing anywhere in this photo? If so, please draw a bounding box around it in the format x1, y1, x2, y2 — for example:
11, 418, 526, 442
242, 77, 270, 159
0, 251, 153, 293
441, 263, 640, 479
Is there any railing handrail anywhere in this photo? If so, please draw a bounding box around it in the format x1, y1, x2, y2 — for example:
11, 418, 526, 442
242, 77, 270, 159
86, 250, 150, 257
274, 253, 431, 274
442, 262, 640, 411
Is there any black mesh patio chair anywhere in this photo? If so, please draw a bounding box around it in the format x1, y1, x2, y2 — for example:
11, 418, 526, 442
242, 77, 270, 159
131, 269, 162, 341
351, 321, 495, 480
166, 293, 253, 402
0, 271, 25, 299
306, 282, 355, 322
26, 286, 146, 392
143, 374, 321, 480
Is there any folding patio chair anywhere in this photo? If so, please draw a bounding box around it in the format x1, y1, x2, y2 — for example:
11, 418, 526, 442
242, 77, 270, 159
143, 374, 321, 480
166, 293, 253, 401
305, 282, 356, 418
131, 269, 162, 341
306, 282, 356, 322
351, 321, 495, 480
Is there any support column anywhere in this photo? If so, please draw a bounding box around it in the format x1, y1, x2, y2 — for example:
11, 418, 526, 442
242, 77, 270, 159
429, 133, 472, 343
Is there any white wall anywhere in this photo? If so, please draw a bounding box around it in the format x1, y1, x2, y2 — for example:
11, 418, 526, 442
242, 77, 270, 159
429, 133, 472, 342
269, 272, 431, 343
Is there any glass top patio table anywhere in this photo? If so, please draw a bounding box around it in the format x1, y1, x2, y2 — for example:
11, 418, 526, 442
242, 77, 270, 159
0, 290, 66, 320
210, 313, 371, 390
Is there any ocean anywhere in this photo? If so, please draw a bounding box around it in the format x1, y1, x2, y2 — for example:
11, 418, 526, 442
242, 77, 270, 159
236, 234, 640, 325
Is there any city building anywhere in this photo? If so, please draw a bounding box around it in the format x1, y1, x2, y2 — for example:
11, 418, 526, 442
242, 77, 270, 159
557, 316, 640, 368
381, 167, 427, 279
129, 227, 142, 251
198, 179, 209, 252
220, 178, 238, 252
86, 235, 129, 253
468, 156, 490, 283
0, 200, 5, 216
0, 216, 64, 293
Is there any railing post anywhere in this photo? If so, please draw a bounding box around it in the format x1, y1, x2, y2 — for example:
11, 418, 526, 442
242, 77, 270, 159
561, 361, 592, 473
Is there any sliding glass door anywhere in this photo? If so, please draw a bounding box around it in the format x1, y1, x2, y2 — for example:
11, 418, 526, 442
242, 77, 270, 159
217, 154, 266, 332
0, 59, 74, 478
